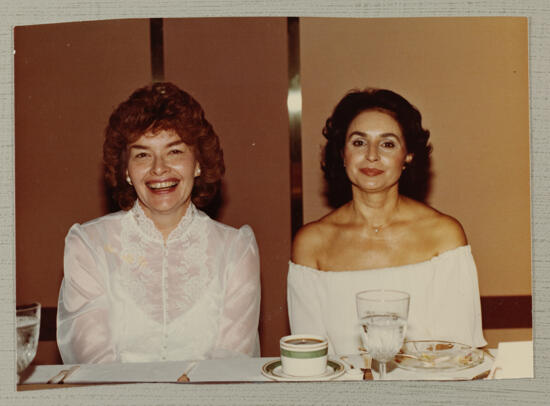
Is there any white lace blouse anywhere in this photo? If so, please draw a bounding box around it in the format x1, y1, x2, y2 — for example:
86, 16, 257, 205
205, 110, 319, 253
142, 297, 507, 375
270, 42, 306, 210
287, 245, 487, 355
57, 201, 261, 364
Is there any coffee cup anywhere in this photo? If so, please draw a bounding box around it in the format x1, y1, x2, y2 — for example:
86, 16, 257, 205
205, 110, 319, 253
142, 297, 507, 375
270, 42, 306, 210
280, 334, 328, 376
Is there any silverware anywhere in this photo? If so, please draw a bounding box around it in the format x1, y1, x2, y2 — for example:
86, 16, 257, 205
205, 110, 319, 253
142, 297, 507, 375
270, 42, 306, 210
339, 356, 356, 370
340, 356, 363, 375
361, 353, 372, 369
360, 353, 373, 380
471, 369, 491, 380
361, 368, 374, 380
177, 361, 197, 382
447, 369, 492, 381
47, 365, 80, 384
482, 348, 495, 360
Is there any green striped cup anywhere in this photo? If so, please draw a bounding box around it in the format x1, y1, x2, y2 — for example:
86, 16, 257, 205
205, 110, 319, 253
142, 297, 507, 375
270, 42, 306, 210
280, 334, 328, 376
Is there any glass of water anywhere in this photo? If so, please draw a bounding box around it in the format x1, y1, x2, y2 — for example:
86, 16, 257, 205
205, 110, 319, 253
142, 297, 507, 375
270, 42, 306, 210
356, 290, 409, 379
16, 302, 41, 380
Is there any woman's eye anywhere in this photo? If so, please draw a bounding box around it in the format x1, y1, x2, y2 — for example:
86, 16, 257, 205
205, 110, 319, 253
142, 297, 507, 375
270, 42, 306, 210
381, 141, 395, 148
134, 152, 148, 158
169, 149, 183, 155
352, 139, 365, 147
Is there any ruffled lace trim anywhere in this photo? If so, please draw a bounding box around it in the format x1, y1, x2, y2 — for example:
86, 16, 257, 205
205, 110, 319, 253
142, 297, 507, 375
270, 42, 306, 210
118, 201, 213, 324
129, 200, 197, 242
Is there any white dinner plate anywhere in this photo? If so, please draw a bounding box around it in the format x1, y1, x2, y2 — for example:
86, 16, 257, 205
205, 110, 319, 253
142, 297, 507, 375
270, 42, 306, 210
395, 340, 485, 372
261, 359, 345, 381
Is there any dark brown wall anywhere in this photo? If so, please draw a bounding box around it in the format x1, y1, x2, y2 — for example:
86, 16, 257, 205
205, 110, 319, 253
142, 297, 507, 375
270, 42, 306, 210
163, 18, 291, 356
15, 19, 153, 364
15, 18, 291, 364
15, 19, 151, 306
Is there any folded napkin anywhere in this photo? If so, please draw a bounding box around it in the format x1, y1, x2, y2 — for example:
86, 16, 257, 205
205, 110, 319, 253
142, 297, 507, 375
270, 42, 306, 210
188, 357, 277, 382
67, 361, 199, 383
22, 361, 198, 384
489, 341, 533, 379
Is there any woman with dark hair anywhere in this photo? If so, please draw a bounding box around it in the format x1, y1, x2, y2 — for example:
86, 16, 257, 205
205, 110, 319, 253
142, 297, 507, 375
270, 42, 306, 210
288, 88, 486, 355
57, 82, 260, 364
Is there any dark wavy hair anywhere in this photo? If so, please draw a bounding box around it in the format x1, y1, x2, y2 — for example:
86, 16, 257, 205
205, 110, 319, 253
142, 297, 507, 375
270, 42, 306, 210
322, 88, 432, 207
103, 82, 224, 210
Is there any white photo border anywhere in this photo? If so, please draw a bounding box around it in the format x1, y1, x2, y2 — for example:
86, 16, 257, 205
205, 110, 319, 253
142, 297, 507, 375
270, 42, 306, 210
2, 1, 548, 405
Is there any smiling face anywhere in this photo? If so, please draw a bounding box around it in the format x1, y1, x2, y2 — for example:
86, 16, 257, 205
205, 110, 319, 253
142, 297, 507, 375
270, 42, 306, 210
126, 129, 200, 223
343, 109, 412, 195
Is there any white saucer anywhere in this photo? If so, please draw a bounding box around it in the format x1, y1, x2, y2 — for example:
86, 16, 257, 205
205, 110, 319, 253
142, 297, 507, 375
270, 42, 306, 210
261, 359, 345, 381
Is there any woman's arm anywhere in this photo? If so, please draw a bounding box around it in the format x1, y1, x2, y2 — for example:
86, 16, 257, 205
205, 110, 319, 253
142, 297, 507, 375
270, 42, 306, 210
56, 225, 117, 364
288, 225, 328, 338
214, 226, 261, 357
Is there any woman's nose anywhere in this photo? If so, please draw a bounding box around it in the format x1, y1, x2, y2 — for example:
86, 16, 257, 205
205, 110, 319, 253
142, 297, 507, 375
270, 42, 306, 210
151, 156, 168, 175
366, 146, 379, 162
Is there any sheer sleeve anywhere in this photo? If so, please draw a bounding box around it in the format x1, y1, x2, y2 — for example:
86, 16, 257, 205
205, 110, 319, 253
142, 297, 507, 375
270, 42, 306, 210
287, 262, 327, 338
56, 224, 117, 364
214, 225, 261, 357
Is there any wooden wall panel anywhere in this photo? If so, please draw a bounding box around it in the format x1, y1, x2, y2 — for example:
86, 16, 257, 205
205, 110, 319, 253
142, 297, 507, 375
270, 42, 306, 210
163, 18, 291, 356
15, 19, 152, 362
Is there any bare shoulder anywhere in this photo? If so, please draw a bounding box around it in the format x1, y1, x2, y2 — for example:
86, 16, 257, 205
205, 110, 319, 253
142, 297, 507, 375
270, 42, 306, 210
434, 213, 467, 249
408, 199, 467, 253
291, 210, 341, 268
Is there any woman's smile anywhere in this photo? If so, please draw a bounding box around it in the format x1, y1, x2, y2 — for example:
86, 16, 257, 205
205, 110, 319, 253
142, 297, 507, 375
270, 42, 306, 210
146, 178, 180, 192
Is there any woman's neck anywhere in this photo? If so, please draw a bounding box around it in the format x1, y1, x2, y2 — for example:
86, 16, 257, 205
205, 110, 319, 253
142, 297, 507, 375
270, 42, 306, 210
349, 186, 404, 229
138, 201, 190, 241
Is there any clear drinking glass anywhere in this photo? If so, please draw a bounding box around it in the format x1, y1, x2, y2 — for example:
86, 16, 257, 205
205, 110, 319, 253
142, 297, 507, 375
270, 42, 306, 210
16, 302, 41, 381
356, 290, 409, 379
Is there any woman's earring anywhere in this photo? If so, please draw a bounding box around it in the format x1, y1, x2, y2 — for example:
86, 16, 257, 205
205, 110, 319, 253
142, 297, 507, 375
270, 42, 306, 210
195, 167, 201, 177
126, 175, 133, 185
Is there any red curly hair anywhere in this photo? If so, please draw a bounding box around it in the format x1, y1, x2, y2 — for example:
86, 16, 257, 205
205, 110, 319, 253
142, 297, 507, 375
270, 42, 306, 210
103, 82, 224, 210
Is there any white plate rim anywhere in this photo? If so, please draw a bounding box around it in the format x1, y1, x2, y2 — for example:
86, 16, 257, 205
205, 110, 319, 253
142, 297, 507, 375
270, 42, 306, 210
261, 358, 346, 381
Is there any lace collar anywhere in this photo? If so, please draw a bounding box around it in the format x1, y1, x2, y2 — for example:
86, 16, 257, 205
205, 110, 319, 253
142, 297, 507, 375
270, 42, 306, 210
129, 200, 197, 242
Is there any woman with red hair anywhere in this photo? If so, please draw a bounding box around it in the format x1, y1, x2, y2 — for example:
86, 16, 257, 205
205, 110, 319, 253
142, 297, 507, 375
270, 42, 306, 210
57, 82, 260, 364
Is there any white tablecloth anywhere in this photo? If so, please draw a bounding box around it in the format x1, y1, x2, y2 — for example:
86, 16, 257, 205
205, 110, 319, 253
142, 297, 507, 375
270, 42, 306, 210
19, 351, 498, 384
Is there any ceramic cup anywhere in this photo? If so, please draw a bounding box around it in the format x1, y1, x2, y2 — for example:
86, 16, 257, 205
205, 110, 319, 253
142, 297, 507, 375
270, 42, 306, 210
280, 334, 328, 376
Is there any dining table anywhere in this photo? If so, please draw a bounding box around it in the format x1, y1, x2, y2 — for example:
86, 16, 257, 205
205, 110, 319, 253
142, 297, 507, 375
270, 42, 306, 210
17, 348, 500, 390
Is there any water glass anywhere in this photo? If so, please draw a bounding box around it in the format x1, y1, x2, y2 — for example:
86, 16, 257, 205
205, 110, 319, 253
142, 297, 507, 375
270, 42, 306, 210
16, 302, 41, 379
356, 290, 409, 379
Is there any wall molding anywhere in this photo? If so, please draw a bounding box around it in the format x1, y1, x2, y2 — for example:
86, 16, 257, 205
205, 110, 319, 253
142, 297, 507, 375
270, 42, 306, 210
150, 18, 165, 83
287, 17, 303, 238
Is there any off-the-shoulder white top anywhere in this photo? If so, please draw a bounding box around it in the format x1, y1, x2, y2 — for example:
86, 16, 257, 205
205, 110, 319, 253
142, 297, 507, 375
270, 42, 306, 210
57, 201, 261, 364
287, 245, 487, 355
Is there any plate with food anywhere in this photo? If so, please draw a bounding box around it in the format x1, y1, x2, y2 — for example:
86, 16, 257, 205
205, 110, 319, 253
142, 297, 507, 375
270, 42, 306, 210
394, 340, 484, 371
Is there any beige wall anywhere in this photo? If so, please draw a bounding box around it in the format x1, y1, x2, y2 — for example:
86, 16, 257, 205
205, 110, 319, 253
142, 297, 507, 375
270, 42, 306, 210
300, 17, 531, 298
